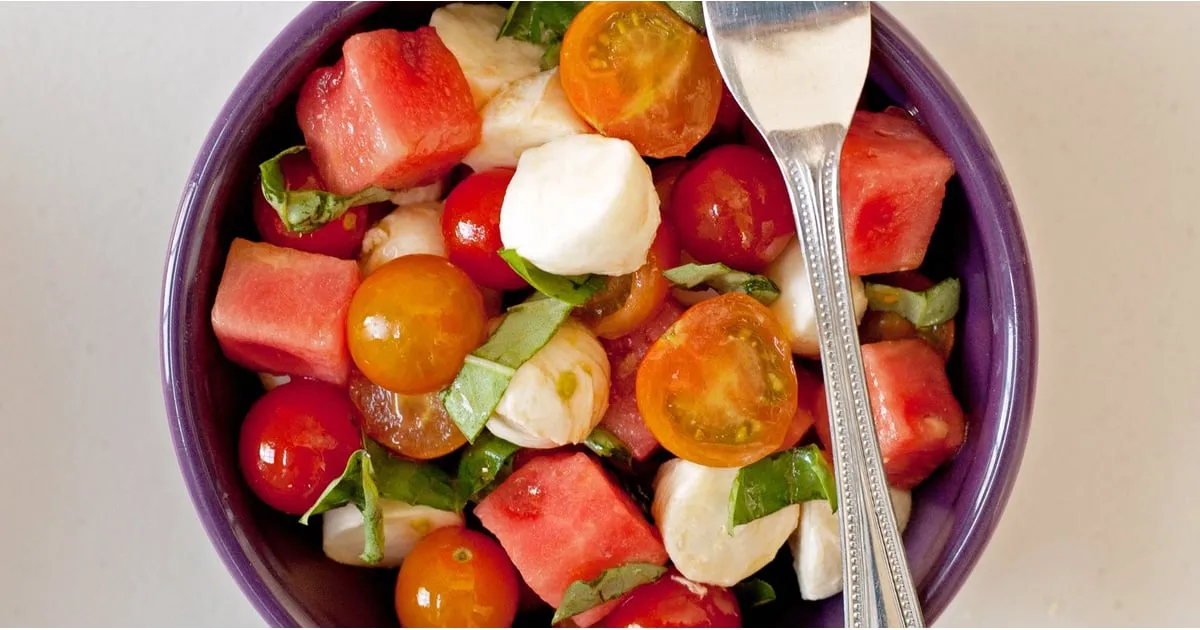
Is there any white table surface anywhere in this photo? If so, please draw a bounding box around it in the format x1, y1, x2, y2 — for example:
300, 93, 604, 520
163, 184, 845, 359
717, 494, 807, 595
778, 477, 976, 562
1, 2, 1196, 626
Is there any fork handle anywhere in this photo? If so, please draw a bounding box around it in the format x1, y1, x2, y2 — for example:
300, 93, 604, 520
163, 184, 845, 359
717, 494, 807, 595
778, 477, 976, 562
771, 127, 925, 628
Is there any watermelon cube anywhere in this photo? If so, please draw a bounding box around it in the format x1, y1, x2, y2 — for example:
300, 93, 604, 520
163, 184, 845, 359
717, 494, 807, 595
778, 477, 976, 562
598, 300, 685, 460
814, 339, 965, 488
211, 238, 360, 386
839, 108, 956, 276
297, 27, 481, 195
476, 452, 668, 626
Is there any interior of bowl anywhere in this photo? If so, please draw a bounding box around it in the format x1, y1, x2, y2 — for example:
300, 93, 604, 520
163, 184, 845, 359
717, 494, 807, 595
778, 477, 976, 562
161, 2, 1036, 627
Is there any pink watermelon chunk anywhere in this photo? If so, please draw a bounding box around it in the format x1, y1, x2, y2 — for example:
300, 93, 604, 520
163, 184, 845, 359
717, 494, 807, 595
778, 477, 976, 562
211, 238, 360, 385
840, 108, 956, 276
598, 300, 686, 460
476, 452, 668, 626
297, 27, 481, 195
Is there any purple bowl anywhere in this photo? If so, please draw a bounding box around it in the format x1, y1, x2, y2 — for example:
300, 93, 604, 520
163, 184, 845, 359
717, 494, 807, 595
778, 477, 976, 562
161, 2, 1036, 627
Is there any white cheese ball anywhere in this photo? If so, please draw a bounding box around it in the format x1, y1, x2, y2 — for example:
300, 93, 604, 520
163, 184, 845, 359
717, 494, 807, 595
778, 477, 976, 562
389, 180, 444, 206
429, 3, 544, 109
358, 201, 446, 277
652, 459, 799, 587
499, 134, 660, 276
764, 237, 867, 357
321, 499, 463, 568
486, 320, 610, 449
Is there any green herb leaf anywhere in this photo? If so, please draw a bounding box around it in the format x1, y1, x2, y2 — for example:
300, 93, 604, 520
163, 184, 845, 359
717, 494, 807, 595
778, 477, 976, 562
733, 578, 776, 608
552, 563, 667, 624
864, 278, 961, 327
540, 40, 563, 70
259, 146, 392, 233
663, 1, 706, 33
583, 427, 633, 468
498, 1, 589, 46
663, 263, 781, 305
366, 439, 464, 513
299, 450, 383, 564
443, 295, 578, 441
456, 431, 522, 502
499, 249, 605, 306
729, 445, 837, 530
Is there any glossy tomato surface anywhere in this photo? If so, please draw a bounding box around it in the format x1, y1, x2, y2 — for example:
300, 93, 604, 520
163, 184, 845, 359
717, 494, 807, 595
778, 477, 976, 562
346, 254, 486, 394
441, 168, 528, 290
251, 151, 369, 259
347, 369, 466, 460
577, 224, 681, 339
560, 2, 722, 158
636, 293, 798, 467
668, 145, 795, 271
777, 365, 822, 452
237, 380, 361, 515
395, 527, 520, 628
599, 571, 741, 628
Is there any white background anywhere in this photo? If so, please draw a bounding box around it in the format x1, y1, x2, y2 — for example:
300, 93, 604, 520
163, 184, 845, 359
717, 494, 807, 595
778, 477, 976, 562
0, 2, 1195, 626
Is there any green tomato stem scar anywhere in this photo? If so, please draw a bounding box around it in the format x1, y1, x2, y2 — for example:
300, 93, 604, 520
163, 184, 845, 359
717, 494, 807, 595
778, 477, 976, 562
453, 547, 473, 563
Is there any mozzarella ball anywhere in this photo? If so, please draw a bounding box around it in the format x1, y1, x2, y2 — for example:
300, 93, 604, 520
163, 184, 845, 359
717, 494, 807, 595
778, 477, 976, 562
430, 3, 544, 109
359, 201, 446, 277
764, 237, 867, 357
322, 498, 463, 568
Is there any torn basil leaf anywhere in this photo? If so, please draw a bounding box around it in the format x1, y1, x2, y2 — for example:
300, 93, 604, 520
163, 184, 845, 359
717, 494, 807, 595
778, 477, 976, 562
728, 444, 837, 530
259, 146, 392, 233
583, 427, 633, 468
456, 431, 522, 502
299, 450, 383, 564
864, 277, 961, 328
498, 1, 588, 45
663, 263, 780, 305
366, 439, 463, 513
442, 295, 580, 442
499, 249, 605, 306
733, 578, 776, 608
552, 563, 666, 624
664, 1, 706, 33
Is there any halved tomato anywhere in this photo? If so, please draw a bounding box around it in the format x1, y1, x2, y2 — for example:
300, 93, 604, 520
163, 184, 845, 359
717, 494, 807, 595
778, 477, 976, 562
577, 224, 681, 339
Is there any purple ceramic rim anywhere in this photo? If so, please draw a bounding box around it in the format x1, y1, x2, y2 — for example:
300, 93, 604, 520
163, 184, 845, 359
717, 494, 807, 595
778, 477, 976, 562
160, 2, 1036, 627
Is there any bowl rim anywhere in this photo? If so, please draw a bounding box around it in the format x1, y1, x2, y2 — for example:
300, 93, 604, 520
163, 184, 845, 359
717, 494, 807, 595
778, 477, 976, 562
160, 2, 1036, 627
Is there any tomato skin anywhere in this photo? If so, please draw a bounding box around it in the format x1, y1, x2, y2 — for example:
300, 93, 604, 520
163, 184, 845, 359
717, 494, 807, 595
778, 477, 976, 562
636, 293, 798, 467
859, 271, 956, 361
347, 369, 466, 460
598, 571, 742, 628
777, 365, 821, 452
578, 224, 681, 339
668, 145, 795, 272
706, 83, 745, 144
441, 168, 528, 290
560, 2, 723, 158
347, 255, 487, 395
395, 527, 520, 628
238, 380, 361, 515
740, 117, 771, 155
251, 151, 369, 260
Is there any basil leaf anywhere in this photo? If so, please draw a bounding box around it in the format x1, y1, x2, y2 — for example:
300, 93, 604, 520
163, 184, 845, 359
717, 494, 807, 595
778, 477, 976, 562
864, 278, 961, 327
259, 146, 391, 233
664, 1, 706, 33
663, 263, 780, 305
498, 1, 588, 46
583, 427, 633, 468
443, 295, 578, 441
552, 563, 667, 624
733, 578, 776, 608
299, 450, 383, 564
729, 445, 837, 529
366, 439, 464, 513
540, 40, 563, 70
456, 431, 522, 502
499, 249, 605, 306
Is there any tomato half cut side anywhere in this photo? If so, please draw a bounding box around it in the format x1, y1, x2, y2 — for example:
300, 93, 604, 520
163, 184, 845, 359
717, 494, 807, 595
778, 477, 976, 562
347, 369, 467, 460
577, 224, 681, 339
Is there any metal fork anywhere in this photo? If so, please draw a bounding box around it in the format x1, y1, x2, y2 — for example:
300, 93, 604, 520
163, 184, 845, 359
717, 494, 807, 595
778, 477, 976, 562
703, 3, 924, 627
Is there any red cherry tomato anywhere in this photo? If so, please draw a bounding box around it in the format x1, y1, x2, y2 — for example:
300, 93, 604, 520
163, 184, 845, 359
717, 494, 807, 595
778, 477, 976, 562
739, 117, 771, 155
707, 83, 745, 143
599, 570, 742, 628
395, 527, 520, 628
251, 151, 369, 260
776, 365, 822, 452
238, 380, 361, 515
442, 168, 528, 290
668, 145, 795, 272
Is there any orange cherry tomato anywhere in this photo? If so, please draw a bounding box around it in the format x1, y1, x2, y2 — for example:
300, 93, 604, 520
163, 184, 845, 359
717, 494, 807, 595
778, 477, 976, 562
347, 369, 467, 460
636, 293, 798, 467
395, 527, 520, 628
577, 224, 681, 339
559, 2, 723, 158
347, 255, 486, 395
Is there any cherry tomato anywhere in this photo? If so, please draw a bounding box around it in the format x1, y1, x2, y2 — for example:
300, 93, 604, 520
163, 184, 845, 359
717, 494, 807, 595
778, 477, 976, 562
706, 83, 745, 144
347, 255, 487, 394
636, 293, 798, 467
251, 151, 369, 260
599, 570, 741, 628
347, 369, 466, 460
740, 117, 771, 155
442, 168, 528, 290
777, 365, 822, 452
560, 2, 723, 158
653, 160, 692, 210
858, 271, 956, 361
395, 527, 520, 628
238, 380, 361, 515
577, 224, 681, 339
668, 144, 795, 272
